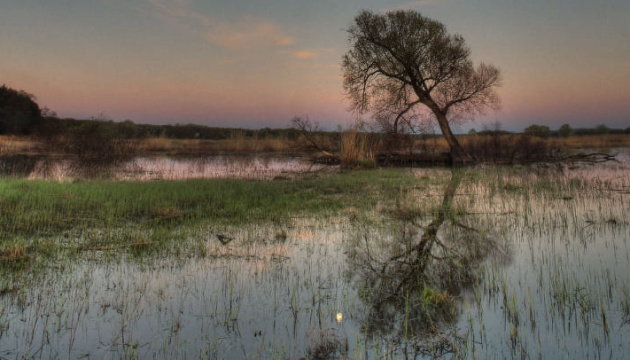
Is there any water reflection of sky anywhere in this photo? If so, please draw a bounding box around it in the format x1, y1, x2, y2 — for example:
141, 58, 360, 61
1, 223, 359, 359
28, 155, 330, 181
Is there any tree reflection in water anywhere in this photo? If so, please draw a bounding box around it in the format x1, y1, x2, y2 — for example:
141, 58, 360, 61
346, 169, 510, 357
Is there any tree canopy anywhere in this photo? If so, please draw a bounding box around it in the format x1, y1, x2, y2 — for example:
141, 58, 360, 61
0, 84, 41, 135
342, 10, 501, 162
558, 124, 572, 138
524, 124, 551, 139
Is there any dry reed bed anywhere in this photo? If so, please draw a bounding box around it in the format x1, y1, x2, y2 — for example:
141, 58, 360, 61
0, 135, 41, 155
137, 137, 295, 155
416, 134, 630, 152
3, 134, 629, 159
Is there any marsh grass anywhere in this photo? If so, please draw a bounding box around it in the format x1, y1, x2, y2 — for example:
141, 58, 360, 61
414, 134, 629, 162
0, 241, 29, 269
0, 169, 423, 269
460, 133, 558, 162
340, 126, 377, 169
137, 136, 292, 155
306, 328, 348, 360
0, 135, 39, 154
552, 134, 630, 151
0, 154, 41, 177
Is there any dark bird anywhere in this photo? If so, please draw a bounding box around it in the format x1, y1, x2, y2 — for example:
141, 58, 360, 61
217, 234, 234, 245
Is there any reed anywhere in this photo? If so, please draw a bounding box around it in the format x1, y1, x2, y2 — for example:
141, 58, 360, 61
0, 135, 40, 155
136, 137, 293, 155
0, 242, 29, 267
339, 126, 376, 169
551, 134, 630, 150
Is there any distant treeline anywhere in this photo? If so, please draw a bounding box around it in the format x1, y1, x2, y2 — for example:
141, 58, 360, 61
29, 116, 630, 141
566, 127, 628, 136
473, 124, 630, 139
1, 84, 629, 140
34, 116, 303, 140
0, 84, 304, 140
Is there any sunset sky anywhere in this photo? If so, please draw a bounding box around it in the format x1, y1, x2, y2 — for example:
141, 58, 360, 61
2, 0, 629, 132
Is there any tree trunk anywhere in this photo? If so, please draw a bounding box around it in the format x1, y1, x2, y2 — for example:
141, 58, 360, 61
416, 169, 463, 271
432, 109, 473, 165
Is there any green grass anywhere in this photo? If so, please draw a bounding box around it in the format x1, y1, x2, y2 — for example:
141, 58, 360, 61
0, 169, 427, 264
1, 169, 421, 228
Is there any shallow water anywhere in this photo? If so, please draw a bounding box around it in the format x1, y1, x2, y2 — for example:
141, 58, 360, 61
2, 155, 630, 359
27, 155, 329, 181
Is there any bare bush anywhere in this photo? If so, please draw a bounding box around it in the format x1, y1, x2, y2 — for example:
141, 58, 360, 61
39, 117, 139, 178
462, 133, 558, 163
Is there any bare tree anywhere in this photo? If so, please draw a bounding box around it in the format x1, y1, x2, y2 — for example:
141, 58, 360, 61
290, 116, 336, 159
342, 10, 502, 163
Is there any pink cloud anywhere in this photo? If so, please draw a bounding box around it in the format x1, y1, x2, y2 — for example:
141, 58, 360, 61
293, 51, 317, 59
206, 22, 294, 50
148, 0, 293, 50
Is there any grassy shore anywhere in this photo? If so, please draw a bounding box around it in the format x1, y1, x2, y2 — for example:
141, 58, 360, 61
0, 169, 425, 264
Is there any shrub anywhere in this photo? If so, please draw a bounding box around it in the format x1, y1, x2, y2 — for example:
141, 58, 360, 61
40, 117, 139, 177
524, 124, 551, 139
0, 85, 41, 135
461, 133, 556, 163
558, 124, 572, 138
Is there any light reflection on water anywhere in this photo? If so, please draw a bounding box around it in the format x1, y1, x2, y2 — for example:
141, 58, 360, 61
27, 155, 330, 181
2, 153, 630, 359
120, 156, 328, 181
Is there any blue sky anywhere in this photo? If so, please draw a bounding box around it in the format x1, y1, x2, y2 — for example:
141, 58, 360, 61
2, 0, 629, 132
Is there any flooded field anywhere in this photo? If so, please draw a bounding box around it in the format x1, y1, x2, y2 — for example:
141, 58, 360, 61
24, 155, 328, 181
0, 153, 629, 359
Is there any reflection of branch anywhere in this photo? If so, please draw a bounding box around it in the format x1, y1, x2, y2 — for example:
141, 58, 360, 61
346, 169, 513, 354
563, 152, 617, 163
362, 233, 380, 274
383, 247, 416, 267
453, 221, 479, 233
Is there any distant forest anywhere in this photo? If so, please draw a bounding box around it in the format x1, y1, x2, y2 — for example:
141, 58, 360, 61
21, 113, 630, 142
34, 116, 630, 141
36, 116, 304, 141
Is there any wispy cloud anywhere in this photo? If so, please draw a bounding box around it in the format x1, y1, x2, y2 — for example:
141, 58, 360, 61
288, 48, 337, 60
287, 62, 339, 70
148, 0, 210, 26
293, 51, 317, 59
207, 21, 294, 50
148, 0, 293, 49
